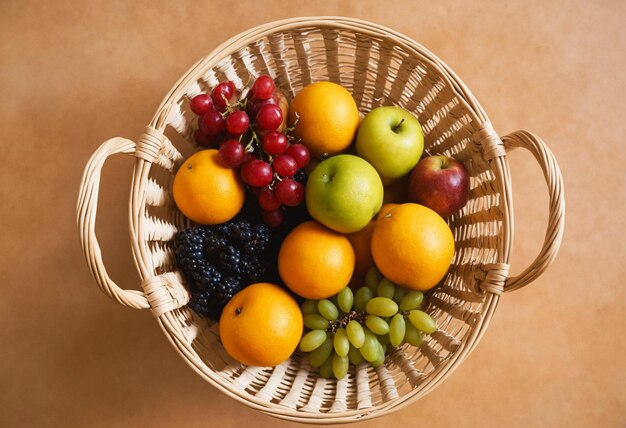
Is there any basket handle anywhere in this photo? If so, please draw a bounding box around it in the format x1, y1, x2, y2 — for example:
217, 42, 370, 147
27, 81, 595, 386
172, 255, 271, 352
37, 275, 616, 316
76, 137, 150, 310
501, 130, 565, 292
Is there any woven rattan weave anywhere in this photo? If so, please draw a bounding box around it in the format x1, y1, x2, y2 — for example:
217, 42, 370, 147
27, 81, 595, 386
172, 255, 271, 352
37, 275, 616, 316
77, 17, 564, 423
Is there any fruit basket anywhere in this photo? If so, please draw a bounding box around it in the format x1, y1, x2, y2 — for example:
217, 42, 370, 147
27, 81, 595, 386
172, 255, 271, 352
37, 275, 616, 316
77, 16, 565, 423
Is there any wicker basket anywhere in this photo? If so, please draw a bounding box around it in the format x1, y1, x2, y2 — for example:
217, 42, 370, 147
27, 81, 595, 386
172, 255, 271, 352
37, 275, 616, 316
77, 16, 565, 423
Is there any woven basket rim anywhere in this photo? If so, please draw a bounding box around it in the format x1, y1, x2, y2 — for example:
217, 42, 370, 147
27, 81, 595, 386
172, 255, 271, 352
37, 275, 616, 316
148, 16, 493, 131
134, 16, 514, 423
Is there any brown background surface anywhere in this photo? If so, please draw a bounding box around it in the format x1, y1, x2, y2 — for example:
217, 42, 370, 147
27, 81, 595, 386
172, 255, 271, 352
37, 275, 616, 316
2, 1, 625, 427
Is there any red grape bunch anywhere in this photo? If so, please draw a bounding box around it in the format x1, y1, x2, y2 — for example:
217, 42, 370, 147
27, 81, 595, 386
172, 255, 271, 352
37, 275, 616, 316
188, 75, 311, 228
190, 81, 245, 147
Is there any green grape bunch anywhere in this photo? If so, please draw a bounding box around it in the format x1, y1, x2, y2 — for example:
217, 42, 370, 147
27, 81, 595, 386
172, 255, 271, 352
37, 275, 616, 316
298, 266, 438, 379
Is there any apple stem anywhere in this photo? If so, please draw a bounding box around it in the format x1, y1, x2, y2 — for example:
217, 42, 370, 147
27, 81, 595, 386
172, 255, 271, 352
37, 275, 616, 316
392, 118, 405, 133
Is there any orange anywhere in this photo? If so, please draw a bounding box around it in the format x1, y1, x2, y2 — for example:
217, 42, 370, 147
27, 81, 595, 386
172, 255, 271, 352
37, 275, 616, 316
371, 203, 455, 291
378, 203, 399, 219
288, 81, 360, 157
172, 149, 245, 224
346, 204, 399, 283
219, 283, 303, 367
278, 221, 355, 299
346, 220, 376, 279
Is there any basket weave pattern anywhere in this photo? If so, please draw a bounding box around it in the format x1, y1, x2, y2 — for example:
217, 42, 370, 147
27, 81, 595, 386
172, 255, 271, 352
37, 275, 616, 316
77, 17, 564, 423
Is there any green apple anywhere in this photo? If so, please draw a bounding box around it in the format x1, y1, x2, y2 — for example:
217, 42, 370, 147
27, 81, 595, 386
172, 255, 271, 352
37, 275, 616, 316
355, 106, 424, 178
306, 155, 383, 233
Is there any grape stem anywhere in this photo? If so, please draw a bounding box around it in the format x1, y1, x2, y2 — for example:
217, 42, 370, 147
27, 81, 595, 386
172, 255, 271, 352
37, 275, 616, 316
327, 310, 367, 334
248, 128, 272, 163
285, 112, 300, 133
245, 128, 261, 153
326, 310, 412, 335
220, 94, 247, 117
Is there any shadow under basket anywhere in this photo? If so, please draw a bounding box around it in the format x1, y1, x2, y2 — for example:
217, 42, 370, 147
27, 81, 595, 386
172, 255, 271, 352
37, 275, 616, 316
77, 16, 565, 424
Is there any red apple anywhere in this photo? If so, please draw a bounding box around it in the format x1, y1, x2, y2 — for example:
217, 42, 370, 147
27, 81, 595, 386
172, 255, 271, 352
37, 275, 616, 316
407, 155, 470, 218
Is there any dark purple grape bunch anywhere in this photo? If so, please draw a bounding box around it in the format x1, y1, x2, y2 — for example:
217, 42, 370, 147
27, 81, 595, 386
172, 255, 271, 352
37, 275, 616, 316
188, 75, 311, 228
